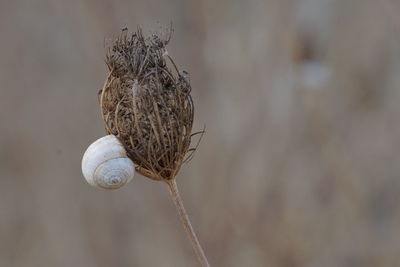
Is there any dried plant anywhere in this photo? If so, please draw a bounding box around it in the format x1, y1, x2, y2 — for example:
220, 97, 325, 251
98, 27, 210, 267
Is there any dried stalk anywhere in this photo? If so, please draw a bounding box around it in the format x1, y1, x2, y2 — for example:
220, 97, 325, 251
166, 179, 210, 267
98, 27, 209, 266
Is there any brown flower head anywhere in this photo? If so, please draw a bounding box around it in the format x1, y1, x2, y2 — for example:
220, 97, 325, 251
99, 27, 200, 181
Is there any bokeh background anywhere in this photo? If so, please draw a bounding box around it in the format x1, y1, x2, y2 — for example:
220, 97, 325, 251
1, 0, 400, 266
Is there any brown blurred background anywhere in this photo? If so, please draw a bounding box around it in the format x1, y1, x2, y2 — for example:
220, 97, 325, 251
1, 0, 400, 266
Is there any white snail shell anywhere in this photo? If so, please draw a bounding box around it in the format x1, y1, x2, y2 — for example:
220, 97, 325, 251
82, 135, 135, 190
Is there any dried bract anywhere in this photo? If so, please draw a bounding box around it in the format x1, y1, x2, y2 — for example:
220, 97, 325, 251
99, 27, 196, 181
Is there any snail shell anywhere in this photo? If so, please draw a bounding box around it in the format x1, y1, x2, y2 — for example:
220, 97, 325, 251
82, 135, 135, 190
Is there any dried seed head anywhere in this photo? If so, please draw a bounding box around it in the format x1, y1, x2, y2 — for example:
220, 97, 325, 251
99, 27, 198, 181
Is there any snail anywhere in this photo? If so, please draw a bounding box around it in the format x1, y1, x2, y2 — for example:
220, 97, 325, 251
81, 135, 135, 190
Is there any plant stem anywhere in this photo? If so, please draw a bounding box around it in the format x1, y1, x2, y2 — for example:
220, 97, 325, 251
166, 179, 211, 267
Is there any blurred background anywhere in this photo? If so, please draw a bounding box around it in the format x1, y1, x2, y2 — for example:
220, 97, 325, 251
1, 0, 400, 266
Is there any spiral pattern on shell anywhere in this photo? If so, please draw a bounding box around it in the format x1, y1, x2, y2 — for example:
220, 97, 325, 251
82, 135, 135, 190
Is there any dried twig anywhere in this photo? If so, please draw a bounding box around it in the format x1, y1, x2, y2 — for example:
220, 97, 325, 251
99, 27, 210, 267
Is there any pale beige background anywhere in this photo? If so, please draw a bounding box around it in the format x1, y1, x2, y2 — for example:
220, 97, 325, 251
1, 0, 400, 266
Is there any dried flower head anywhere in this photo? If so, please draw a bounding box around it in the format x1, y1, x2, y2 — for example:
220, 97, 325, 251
99, 27, 199, 181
